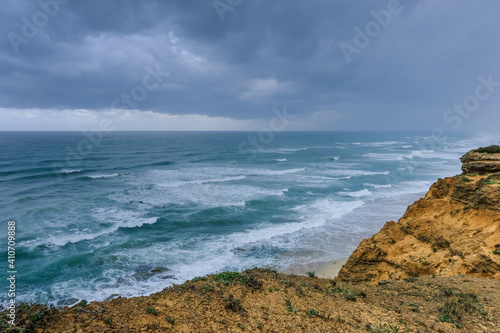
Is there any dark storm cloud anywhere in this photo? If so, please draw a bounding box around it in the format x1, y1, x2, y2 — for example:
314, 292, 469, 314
1, 0, 500, 130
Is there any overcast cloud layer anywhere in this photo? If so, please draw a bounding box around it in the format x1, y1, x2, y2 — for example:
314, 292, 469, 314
1, 0, 500, 131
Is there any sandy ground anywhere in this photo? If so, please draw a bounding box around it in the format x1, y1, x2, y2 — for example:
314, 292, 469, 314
283, 258, 348, 278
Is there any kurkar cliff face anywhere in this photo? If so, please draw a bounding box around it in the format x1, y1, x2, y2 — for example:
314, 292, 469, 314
338, 149, 500, 284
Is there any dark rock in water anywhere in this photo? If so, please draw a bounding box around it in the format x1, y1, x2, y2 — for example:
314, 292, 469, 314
151, 266, 169, 273
236, 248, 246, 252
139, 200, 144, 203
132, 266, 155, 280
105, 294, 120, 302
57, 298, 79, 307
132, 266, 170, 280
160, 275, 175, 279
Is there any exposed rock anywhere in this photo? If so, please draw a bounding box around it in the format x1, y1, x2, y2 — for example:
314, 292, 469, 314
460, 150, 500, 174
338, 149, 500, 285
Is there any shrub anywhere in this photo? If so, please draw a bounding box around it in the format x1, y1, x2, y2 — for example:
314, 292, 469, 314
212, 271, 262, 289
403, 277, 417, 283
306, 271, 316, 278
474, 145, 500, 154
191, 276, 207, 282
146, 307, 159, 316
224, 294, 244, 313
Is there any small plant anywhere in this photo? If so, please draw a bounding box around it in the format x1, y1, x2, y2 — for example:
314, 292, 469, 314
213, 271, 243, 285
78, 299, 88, 307
403, 277, 417, 283
237, 323, 246, 330
459, 175, 472, 183
257, 322, 263, 330
344, 288, 357, 301
212, 271, 262, 289
295, 285, 305, 297
306, 271, 316, 278
191, 276, 207, 282
224, 294, 244, 313
388, 324, 407, 333
493, 250, 499, 255
306, 308, 319, 317
30, 311, 45, 322
166, 317, 176, 324
438, 292, 484, 328
146, 307, 159, 316
103, 317, 113, 325
432, 247, 437, 253
284, 297, 297, 314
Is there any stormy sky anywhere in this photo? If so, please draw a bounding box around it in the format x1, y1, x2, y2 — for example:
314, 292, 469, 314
1, 0, 500, 131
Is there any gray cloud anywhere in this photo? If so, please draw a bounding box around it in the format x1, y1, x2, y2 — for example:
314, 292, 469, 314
1, 0, 500, 130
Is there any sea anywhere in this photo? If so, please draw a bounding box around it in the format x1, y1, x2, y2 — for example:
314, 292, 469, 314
0, 131, 498, 307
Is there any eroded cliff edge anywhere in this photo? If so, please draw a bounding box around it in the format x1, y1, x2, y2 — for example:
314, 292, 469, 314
338, 147, 500, 284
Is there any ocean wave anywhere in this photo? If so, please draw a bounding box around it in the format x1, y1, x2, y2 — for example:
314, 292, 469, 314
363, 150, 435, 161
292, 198, 364, 219
87, 174, 119, 179
249, 168, 305, 176
320, 169, 390, 177
111, 184, 288, 209
265, 148, 308, 153
339, 189, 372, 197
19, 208, 158, 249
156, 175, 246, 187
61, 169, 83, 174
363, 183, 392, 188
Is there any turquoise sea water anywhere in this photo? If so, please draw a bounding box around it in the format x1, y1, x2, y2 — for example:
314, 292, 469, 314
0, 131, 498, 306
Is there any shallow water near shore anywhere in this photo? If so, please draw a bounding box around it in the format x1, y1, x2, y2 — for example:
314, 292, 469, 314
0, 131, 498, 306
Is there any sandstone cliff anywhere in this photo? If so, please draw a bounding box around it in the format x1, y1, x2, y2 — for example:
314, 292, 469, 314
338, 149, 500, 285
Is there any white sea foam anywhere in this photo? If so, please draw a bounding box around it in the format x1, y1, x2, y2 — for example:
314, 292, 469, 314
364, 150, 435, 161
61, 169, 83, 174
19, 208, 158, 249
111, 184, 289, 208
157, 175, 246, 187
265, 147, 308, 153
275, 158, 287, 162
339, 189, 372, 197
88, 174, 119, 179
363, 183, 392, 188
363, 141, 402, 146
320, 169, 390, 177
248, 168, 306, 175
292, 198, 364, 219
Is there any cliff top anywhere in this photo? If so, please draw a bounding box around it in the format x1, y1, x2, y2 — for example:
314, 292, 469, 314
461, 145, 500, 174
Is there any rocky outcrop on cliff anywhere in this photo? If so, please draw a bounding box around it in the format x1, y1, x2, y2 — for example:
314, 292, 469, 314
460, 146, 500, 174
338, 149, 500, 285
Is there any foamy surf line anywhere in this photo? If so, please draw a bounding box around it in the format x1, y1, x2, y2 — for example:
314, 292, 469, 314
87, 174, 119, 179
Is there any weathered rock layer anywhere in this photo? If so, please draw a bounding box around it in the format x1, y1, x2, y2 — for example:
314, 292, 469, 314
338, 150, 500, 285
461, 150, 500, 174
